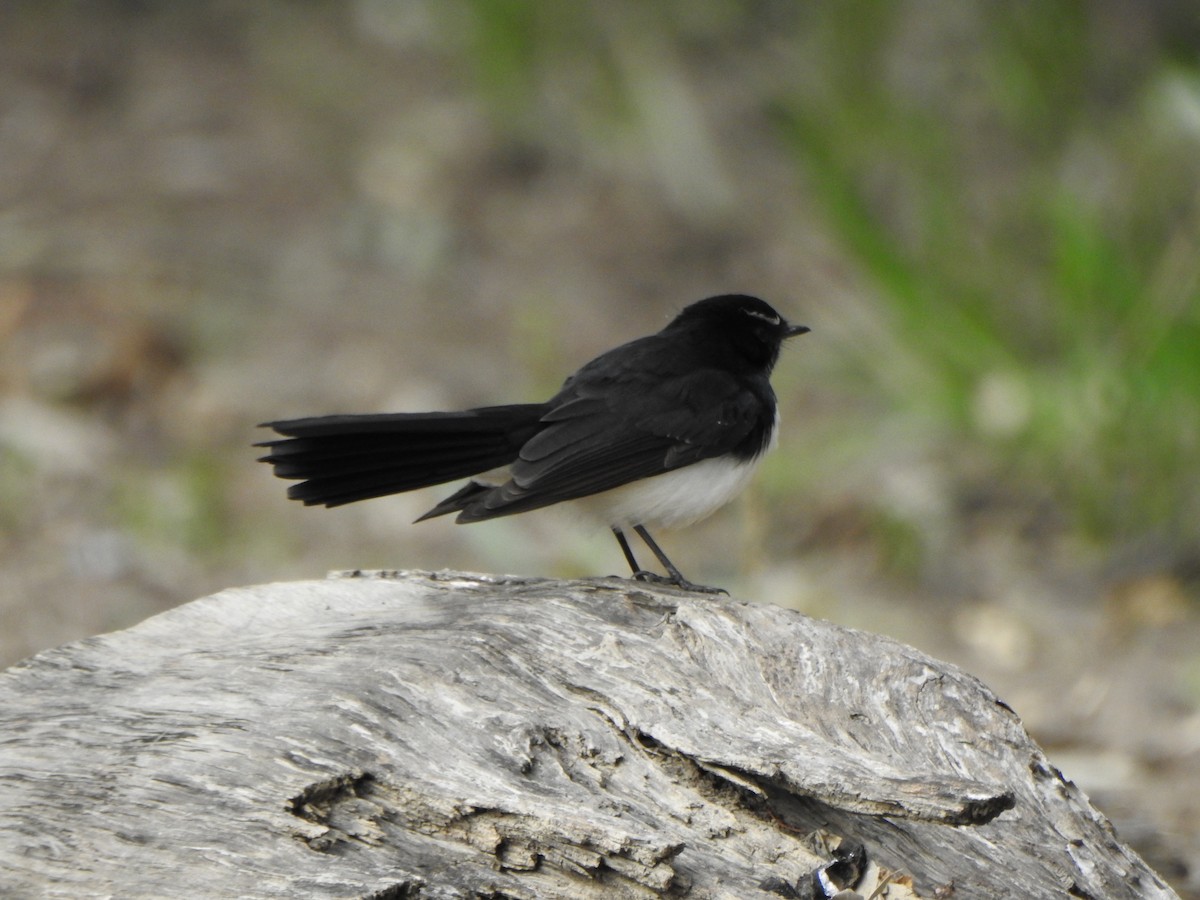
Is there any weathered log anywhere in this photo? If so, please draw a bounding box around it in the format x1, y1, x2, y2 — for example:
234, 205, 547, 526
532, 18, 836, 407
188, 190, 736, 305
0, 571, 1176, 899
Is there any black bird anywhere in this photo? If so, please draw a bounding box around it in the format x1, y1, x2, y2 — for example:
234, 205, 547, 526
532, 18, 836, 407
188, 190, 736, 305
257, 294, 808, 592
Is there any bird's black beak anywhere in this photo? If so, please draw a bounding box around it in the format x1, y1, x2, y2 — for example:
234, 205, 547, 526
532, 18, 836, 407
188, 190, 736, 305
785, 323, 811, 339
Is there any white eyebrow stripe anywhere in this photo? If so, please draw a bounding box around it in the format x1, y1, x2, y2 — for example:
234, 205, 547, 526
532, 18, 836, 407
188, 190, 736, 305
743, 309, 781, 324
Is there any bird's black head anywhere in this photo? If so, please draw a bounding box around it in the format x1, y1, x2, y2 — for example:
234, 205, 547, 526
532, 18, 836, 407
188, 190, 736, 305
666, 294, 809, 372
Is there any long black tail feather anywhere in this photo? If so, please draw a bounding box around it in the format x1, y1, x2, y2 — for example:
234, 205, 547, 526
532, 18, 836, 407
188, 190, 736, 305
256, 404, 547, 508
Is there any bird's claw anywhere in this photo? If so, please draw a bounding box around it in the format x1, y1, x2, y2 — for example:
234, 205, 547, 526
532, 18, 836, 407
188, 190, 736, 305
631, 570, 728, 595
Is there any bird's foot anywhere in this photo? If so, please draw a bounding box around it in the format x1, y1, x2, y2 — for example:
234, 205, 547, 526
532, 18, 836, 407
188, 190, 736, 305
631, 570, 728, 595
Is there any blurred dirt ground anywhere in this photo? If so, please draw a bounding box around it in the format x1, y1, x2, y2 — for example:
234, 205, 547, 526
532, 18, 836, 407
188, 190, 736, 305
1, 2, 1197, 894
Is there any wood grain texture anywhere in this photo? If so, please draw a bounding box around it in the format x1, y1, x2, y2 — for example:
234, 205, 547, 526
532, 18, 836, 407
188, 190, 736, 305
0, 571, 1176, 899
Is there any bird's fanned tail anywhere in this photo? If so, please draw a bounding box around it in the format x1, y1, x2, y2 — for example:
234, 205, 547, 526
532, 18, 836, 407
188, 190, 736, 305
256, 404, 548, 508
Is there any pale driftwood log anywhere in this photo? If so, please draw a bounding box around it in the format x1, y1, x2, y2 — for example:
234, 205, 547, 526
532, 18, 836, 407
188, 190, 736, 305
0, 571, 1175, 900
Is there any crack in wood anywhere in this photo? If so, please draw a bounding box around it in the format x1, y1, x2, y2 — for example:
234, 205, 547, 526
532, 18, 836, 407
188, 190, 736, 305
286, 767, 684, 894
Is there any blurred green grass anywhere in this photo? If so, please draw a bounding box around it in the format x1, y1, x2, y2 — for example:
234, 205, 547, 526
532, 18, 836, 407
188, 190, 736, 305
770, 2, 1200, 544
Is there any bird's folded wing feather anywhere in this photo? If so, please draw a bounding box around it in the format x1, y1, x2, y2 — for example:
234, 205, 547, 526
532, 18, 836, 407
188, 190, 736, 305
458, 369, 761, 519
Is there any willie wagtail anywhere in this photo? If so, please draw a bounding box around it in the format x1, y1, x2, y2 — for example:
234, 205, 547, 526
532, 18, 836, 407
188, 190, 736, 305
257, 294, 808, 592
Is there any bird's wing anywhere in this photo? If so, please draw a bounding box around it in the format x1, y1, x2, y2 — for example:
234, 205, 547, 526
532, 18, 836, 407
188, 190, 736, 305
453, 368, 764, 521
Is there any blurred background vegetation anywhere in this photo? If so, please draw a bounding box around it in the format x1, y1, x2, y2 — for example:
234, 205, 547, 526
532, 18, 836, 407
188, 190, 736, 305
1, 0, 1198, 892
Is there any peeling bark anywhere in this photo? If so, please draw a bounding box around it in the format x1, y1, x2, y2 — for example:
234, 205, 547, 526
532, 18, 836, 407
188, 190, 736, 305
0, 571, 1176, 899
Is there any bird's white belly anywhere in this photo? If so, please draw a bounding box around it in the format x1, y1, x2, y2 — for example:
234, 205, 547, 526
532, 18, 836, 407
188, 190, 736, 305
591, 455, 764, 530
582, 406, 779, 530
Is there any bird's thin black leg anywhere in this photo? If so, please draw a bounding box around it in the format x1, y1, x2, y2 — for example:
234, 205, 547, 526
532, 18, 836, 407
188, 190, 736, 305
631, 524, 727, 594
612, 526, 677, 585
611, 527, 642, 575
